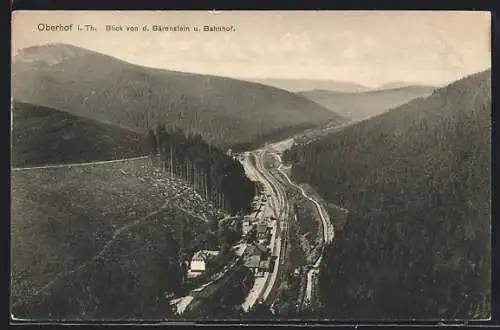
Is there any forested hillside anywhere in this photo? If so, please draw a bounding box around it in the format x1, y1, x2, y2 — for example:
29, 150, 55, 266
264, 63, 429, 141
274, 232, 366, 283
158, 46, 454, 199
11, 102, 148, 167
12, 43, 343, 150
284, 69, 491, 319
298, 85, 435, 120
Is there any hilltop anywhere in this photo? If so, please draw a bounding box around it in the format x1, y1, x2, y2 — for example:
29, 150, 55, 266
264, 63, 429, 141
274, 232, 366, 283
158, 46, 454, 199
284, 69, 491, 319
12, 43, 343, 150
297, 85, 435, 120
11, 102, 149, 167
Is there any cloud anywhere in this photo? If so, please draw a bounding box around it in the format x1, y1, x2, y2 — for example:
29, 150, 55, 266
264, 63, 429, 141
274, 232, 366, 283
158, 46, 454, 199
12, 11, 491, 86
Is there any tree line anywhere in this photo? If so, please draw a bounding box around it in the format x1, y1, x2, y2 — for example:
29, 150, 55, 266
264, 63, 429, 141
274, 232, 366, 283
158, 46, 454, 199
146, 124, 256, 216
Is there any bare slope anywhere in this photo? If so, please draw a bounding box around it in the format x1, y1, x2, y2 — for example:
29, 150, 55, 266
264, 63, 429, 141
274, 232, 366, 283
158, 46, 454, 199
285, 69, 491, 319
11, 158, 220, 319
298, 85, 435, 120
12, 43, 343, 150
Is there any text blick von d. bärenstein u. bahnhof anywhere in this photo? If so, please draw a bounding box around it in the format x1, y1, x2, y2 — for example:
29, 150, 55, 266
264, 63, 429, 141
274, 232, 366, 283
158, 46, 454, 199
150, 25, 235, 32
105, 25, 235, 32
36, 24, 235, 32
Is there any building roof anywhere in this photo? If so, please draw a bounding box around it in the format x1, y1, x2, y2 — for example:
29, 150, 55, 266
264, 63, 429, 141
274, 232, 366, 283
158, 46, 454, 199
192, 250, 219, 261
246, 243, 268, 257
259, 260, 271, 270
257, 222, 269, 233
255, 243, 268, 253
244, 255, 261, 268
245, 254, 271, 270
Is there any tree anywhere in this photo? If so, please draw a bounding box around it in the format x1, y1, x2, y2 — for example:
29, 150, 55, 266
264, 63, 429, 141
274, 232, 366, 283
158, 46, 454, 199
235, 218, 243, 237
146, 128, 157, 154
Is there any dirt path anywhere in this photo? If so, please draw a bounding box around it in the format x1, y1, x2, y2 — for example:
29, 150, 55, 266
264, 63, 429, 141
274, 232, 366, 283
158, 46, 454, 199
171, 205, 209, 223
12, 189, 187, 309
12, 155, 151, 172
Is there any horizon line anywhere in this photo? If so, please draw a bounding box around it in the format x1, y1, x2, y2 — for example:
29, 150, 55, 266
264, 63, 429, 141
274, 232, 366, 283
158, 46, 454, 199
13, 42, 488, 90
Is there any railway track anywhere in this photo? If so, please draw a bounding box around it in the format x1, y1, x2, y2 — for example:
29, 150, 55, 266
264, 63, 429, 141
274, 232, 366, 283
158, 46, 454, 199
254, 151, 293, 308
239, 150, 289, 309
240, 147, 331, 312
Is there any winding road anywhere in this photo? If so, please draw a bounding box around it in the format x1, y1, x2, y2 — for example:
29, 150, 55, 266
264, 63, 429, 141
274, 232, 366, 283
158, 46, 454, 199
274, 153, 335, 305
259, 142, 337, 309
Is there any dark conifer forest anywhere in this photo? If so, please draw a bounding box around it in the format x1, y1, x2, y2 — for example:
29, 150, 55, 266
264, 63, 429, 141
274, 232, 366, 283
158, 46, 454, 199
284, 69, 491, 319
147, 125, 256, 216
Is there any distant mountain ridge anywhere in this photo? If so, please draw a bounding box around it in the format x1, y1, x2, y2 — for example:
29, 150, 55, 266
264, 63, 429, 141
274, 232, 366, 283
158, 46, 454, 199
298, 85, 435, 120
243, 77, 439, 94
374, 81, 437, 90
12, 43, 343, 151
243, 77, 371, 93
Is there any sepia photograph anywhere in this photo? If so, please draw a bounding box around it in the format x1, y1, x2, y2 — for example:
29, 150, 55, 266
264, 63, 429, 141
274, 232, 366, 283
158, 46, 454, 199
10, 10, 491, 321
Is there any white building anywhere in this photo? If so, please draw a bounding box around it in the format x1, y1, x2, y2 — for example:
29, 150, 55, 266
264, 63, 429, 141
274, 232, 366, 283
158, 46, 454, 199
188, 250, 219, 275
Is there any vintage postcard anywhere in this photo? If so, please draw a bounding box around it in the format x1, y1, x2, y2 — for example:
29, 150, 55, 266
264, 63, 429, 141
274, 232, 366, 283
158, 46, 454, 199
10, 10, 491, 322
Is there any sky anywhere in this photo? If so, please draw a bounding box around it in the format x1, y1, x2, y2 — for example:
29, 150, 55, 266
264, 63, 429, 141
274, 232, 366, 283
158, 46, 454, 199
12, 11, 491, 87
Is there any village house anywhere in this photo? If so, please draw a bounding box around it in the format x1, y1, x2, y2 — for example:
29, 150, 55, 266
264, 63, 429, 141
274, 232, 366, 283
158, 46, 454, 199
256, 221, 272, 243
246, 242, 269, 257
244, 255, 271, 277
242, 217, 254, 236
243, 243, 272, 277
188, 250, 219, 277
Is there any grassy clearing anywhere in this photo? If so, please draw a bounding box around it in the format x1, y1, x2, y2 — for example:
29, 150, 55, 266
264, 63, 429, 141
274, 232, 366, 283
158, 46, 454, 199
10, 157, 212, 312
13, 205, 209, 320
